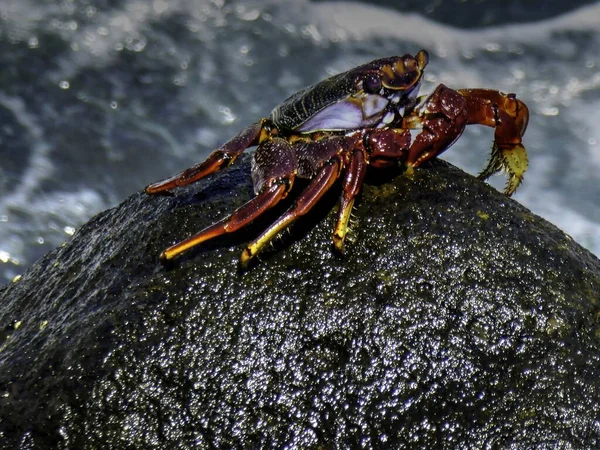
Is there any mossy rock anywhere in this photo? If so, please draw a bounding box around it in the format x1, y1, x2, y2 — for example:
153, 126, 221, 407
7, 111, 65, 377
1, 156, 599, 448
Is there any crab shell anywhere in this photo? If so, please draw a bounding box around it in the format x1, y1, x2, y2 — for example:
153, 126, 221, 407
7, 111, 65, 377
270, 50, 429, 133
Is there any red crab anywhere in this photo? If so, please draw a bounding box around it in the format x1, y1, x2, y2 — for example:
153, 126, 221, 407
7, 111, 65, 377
146, 50, 529, 267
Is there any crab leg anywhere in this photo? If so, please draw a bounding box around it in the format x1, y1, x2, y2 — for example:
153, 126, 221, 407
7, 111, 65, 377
160, 138, 297, 262
146, 121, 267, 195
160, 183, 288, 261
457, 89, 529, 196
331, 128, 411, 252
240, 156, 343, 268
333, 147, 367, 253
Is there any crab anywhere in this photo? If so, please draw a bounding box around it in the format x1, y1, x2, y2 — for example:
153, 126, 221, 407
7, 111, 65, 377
146, 49, 529, 267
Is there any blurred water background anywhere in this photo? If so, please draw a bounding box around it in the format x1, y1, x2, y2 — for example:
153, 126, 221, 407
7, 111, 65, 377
1, 0, 599, 284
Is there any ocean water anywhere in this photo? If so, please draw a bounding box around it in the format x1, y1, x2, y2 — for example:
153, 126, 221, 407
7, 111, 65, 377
1, 0, 599, 284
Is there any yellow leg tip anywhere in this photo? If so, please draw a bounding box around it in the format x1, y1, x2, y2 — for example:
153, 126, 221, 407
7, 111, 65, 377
333, 233, 345, 254
239, 248, 253, 269
333, 197, 355, 254
161, 246, 182, 261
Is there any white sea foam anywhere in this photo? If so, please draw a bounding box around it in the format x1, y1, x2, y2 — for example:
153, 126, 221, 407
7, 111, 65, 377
310, 1, 600, 257
0, 92, 107, 280
311, 1, 600, 49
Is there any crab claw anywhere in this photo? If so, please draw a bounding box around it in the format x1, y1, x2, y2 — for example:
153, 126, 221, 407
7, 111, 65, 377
478, 142, 529, 196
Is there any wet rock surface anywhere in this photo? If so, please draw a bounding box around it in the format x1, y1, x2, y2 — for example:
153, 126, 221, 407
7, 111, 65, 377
1, 156, 599, 449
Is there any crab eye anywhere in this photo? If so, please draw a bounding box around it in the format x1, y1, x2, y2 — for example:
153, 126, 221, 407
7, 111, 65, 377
364, 75, 382, 94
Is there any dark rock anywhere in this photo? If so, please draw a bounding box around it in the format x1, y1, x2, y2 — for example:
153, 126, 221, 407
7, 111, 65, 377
1, 156, 599, 449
